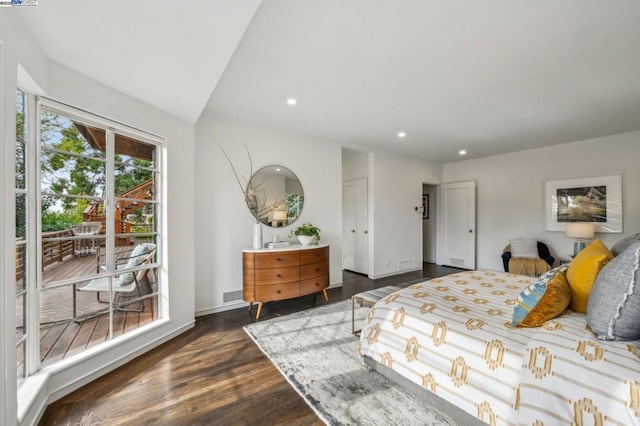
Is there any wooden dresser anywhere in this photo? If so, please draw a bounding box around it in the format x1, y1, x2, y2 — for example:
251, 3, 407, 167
243, 244, 329, 319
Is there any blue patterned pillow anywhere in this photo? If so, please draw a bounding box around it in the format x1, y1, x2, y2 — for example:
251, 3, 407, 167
512, 264, 571, 327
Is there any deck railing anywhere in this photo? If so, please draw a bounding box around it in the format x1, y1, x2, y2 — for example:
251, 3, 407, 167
16, 240, 25, 281
15, 225, 154, 280
42, 229, 76, 269
16, 230, 76, 281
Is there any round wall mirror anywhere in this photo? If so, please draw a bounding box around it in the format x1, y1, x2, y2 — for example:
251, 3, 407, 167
247, 165, 304, 228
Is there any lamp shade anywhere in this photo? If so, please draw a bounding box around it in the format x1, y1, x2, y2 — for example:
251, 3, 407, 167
566, 222, 595, 239
272, 210, 287, 221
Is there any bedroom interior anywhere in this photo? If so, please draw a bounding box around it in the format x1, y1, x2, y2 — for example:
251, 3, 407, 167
2, 1, 640, 425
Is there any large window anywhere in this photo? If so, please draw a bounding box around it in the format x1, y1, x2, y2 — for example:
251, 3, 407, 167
16, 94, 163, 381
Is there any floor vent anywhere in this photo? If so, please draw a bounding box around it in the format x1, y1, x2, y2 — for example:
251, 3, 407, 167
223, 290, 243, 303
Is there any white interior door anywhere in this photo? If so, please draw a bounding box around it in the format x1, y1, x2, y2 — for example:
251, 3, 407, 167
353, 179, 368, 274
440, 181, 476, 270
343, 178, 368, 274
343, 181, 356, 271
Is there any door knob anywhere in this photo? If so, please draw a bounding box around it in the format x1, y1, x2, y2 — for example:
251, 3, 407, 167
469, 229, 473, 233
351, 229, 355, 233
364, 230, 368, 234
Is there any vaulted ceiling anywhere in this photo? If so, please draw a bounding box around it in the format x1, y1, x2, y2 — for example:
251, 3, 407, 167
18, 0, 262, 124
18, 1, 640, 163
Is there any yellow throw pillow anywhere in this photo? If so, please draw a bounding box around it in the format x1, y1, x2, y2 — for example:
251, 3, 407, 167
512, 265, 571, 327
566, 239, 613, 313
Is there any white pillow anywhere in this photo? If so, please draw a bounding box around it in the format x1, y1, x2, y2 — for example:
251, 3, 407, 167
510, 239, 538, 258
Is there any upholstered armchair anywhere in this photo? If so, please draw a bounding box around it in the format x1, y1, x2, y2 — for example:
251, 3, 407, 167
502, 241, 554, 276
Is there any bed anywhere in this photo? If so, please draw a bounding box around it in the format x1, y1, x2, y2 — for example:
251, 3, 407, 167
359, 270, 640, 425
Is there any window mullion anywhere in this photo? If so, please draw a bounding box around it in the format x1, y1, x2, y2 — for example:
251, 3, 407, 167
105, 129, 116, 339
25, 94, 40, 376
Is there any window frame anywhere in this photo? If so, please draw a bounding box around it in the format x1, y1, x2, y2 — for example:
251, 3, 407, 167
17, 95, 164, 383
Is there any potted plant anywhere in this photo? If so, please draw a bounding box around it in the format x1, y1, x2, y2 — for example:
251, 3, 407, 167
291, 222, 320, 245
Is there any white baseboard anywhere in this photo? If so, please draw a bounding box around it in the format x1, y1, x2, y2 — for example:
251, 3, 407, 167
196, 300, 247, 317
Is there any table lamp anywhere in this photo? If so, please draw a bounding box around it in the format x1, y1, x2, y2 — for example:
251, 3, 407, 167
272, 210, 287, 227
566, 222, 595, 256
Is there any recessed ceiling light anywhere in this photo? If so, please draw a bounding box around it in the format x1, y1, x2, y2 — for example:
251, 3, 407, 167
287, 98, 297, 106
397, 132, 406, 138
459, 150, 467, 155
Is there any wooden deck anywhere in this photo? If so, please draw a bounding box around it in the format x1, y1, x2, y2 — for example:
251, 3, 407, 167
17, 246, 158, 369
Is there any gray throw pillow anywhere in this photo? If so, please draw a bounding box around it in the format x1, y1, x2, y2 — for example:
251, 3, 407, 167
610, 233, 640, 257
587, 240, 640, 340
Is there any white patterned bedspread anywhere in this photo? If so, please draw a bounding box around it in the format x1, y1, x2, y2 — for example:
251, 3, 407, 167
359, 270, 640, 425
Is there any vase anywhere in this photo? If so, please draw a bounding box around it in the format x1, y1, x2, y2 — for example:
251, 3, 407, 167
297, 235, 314, 246
253, 222, 263, 249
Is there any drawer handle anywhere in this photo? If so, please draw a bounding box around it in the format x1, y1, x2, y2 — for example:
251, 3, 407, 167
315, 282, 319, 287
276, 274, 282, 278
277, 290, 282, 294
276, 257, 282, 261
315, 268, 320, 272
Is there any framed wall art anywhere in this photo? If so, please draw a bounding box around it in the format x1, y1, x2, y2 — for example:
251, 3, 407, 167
545, 174, 622, 233
422, 194, 429, 219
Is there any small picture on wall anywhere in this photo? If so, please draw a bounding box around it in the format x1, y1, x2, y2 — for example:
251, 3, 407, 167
422, 194, 429, 219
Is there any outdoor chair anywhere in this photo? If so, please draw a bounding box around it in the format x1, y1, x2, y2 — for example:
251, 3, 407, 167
75, 243, 156, 321
72, 221, 102, 256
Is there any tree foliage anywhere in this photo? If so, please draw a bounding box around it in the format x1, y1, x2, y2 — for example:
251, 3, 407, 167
15, 90, 26, 236
39, 111, 153, 231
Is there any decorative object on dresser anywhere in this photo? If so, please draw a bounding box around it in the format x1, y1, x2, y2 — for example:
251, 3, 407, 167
243, 244, 329, 319
291, 222, 321, 246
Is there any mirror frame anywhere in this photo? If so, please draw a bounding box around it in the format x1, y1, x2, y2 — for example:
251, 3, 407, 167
247, 165, 304, 228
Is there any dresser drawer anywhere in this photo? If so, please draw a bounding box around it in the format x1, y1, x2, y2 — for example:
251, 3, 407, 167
300, 246, 328, 265
255, 251, 300, 268
300, 260, 328, 279
300, 275, 328, 295
256, 283, 300, 301
255, 266, 300, 285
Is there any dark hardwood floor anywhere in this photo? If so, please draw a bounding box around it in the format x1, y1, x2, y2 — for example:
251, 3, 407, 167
39, 263, 463, 425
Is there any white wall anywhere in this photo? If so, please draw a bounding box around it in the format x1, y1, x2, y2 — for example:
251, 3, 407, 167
194, 113, 343, 315
370, 152, 442, 278
342, 149, 369, 182
443, 132, 640, 271
1, 13, 196, 424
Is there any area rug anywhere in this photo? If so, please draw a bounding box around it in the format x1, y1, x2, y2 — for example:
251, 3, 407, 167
244, 293, 456, 425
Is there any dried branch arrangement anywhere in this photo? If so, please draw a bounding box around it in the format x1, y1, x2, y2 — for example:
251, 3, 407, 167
220, 144, 284, 222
